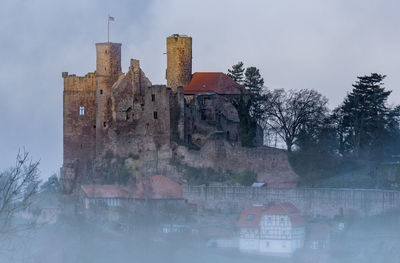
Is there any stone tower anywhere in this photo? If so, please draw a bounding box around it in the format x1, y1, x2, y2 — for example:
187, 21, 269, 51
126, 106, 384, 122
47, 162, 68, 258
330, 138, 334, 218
166, 34, 192, 92
95, 42, 122, 156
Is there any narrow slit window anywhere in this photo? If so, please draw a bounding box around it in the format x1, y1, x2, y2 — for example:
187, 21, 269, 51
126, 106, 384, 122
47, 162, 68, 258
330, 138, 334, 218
100, 89, 103, 95
103, 122, 106, 127
79, 106, 85, 115
126, 107, 132, 120
153, 111, 158, 119
152, 94, 155, 101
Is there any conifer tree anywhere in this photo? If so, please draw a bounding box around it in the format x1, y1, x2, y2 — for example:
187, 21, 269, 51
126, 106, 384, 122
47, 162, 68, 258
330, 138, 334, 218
338, 73, 392, 158
244, 66, 264, 96
227, 61, 245, 84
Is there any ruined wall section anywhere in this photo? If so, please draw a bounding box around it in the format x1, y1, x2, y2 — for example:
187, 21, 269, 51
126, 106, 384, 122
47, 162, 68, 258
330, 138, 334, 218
62, 72, 96, 191
166, 34, 192, 92
95, 43, 122, 161
185, 94, 241, 147
98, 59, 173, 176
176, 136, 298, 184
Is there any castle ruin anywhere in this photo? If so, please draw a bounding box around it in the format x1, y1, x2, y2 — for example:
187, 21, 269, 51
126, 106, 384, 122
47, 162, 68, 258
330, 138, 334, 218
61, 34, 298, 193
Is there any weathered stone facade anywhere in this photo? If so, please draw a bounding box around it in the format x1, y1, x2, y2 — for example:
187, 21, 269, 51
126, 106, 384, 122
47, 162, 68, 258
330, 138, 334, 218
61, 34, 298, 193
166, 34, 192, 92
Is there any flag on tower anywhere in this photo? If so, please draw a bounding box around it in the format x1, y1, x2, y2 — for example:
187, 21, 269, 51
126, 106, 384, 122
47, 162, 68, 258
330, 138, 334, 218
108, 16, 115, 22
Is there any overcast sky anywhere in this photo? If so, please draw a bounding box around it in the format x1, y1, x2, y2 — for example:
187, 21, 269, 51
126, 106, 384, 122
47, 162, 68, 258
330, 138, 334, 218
1, 0, 400, 179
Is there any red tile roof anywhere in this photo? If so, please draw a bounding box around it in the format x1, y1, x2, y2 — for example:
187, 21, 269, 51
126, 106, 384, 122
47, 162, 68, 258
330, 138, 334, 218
237, 205, 269, 227
184, 72, 248, 95
81, 176, 182, 200
81, 185, 134, 199
266, 202, 300, 215
135, 175, 182, 199
237, 202, 306, 228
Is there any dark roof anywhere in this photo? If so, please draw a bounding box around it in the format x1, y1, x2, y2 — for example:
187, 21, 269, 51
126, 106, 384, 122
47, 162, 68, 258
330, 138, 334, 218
184, 72, 247, 95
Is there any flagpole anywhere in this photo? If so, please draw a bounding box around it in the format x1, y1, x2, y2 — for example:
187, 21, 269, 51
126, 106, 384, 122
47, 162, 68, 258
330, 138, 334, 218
107, 16, 109, 43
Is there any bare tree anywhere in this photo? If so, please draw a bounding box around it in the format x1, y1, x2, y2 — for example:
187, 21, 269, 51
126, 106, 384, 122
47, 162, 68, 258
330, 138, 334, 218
0, 151, 40, 235
261, 89, 328, 152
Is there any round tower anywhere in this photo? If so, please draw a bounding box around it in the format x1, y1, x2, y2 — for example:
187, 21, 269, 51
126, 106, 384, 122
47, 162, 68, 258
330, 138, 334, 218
95, 42, 122, 156
166, 34, 192, 92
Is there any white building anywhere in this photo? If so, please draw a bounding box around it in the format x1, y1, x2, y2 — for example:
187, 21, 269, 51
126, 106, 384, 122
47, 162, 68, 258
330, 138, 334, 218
237, 202, 306, 255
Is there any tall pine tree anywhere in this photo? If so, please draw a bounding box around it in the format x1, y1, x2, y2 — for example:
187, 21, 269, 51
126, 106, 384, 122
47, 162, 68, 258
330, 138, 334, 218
227, 61, 245, 84
244, 66, 264, 96
338, 73, 391, 159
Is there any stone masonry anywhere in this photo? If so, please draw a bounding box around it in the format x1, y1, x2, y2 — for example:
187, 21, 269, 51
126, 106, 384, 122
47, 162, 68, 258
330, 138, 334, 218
61, 34, 299, 193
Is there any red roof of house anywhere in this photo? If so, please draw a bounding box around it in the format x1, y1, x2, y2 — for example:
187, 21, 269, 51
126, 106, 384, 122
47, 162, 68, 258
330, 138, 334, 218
81, 176, 182, 200
184, 72, 248, 95
81, 185, 134, 199
237, 205, 269, 227
265, 202, 300, 215
135, 175, 182, 199
237, 202, 306, 228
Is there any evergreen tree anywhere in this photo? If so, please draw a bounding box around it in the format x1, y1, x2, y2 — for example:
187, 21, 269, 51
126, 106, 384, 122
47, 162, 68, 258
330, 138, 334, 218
338, 73, 392, 158
244, 66, 264, 96
227, 61, 245, 84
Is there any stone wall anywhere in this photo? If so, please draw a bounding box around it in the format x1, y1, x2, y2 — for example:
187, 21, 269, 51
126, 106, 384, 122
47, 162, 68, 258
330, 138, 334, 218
62, 72, 97, 190
183, 186, 400, 218
184, 94, 241, 147
95, 42, 122, 158
176, 136, 298, 184
166, 34, 192, 92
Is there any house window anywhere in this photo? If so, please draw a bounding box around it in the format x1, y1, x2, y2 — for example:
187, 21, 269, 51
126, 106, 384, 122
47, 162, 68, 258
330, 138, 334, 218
202, 97, 210, 105
267, 217, 272, 223
152, 94, 155, 101
153, 111, 158, 119
100, 89, 103, 94
79, 106, 85, 115
247, 214, 254, 221
280, 217, 284, 223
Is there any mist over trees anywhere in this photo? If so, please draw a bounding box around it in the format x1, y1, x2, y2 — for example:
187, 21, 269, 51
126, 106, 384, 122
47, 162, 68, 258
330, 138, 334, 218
0, 151, 41, 236
227, 63, 400, 186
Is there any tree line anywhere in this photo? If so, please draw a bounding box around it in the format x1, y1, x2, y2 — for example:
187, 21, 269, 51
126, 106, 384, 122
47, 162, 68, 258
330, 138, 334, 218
228, 62, 400, 186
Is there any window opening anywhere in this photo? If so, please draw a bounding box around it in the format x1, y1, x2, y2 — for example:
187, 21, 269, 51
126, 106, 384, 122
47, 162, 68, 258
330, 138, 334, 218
152, 94, 155, 101
126, 107, 132, 120
79, 106, 85, 115
247, 214, 254, 221
153, 111, 158, 119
